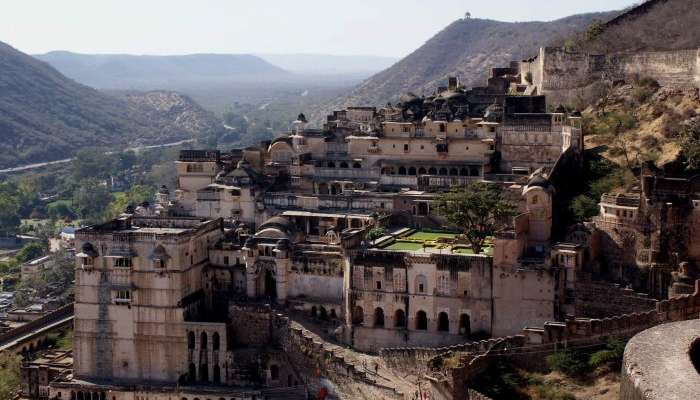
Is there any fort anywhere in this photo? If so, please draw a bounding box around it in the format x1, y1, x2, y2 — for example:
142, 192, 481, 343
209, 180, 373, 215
20, 46, 699, 400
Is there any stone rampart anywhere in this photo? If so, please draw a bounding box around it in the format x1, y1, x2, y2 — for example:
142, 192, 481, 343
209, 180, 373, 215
536, 47, 700, 91
574, 280, 657, 318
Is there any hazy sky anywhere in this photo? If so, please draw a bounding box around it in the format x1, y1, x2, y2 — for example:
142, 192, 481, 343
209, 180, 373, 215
2, 0, 636, 58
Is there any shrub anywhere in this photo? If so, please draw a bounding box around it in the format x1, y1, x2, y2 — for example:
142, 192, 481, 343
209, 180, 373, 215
590, 338, 626, 370
366, 227, 387, 241
546, 350, 589, 377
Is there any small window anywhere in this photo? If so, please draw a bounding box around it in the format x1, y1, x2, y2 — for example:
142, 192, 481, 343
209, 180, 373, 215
376, 281, 382, 290
404, 144, 409, 151
154, 259, 165, 269
419, 283, 424, 293
420, 145, 424, 149
223, 256, 229, 265
114, 258, 132, 268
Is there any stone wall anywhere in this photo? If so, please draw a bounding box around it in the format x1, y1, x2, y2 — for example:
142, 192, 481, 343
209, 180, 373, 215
573, 280, 657, 318
399, 281, 700, 400
524, 47, 700, 106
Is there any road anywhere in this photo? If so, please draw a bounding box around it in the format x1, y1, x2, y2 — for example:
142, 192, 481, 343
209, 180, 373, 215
0, 139, 195, 174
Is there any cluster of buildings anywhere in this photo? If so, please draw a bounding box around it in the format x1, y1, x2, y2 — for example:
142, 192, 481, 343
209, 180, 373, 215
34, 58, 700, 400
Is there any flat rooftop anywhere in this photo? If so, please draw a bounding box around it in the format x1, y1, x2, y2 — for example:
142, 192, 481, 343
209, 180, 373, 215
77, 216, 220, 236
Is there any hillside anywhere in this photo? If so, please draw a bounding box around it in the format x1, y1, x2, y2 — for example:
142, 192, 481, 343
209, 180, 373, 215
257, 54, 399, 77
579, 0, 700, 53
35, 52, 289, 90
0, 41, 217, 169
319, 12, 616, 119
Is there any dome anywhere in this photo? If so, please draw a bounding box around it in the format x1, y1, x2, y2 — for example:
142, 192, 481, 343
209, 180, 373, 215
527, 174, 550, 188
570, 110, 582, 117
243, 237, 257, 249
296, 113, 308, 123
440, 90, 467, 102
483, 101, 503, 122
554, 104, 567, 114
256, 216, 294, 239
275, 239, 291, 250
158, 185, 169, 195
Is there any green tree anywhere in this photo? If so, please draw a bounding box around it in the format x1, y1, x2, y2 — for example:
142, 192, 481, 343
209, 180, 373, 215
433, 182, 516, 254
570, 195, 599, 222
73, 148, 111, 180
0, 352, 21, 400
72, 178, 113, 222
15, 242, 46, 263
0, 194, 21, 235
680, 119, 700, 171
107, 185, 155, 218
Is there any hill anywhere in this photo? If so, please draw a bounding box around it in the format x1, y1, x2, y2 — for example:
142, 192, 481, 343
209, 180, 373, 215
0, 41, 218, 169
319, 12, 617, 119
578, 0, 700, 53
34, 51, 289, 90
256, 53, 399, 77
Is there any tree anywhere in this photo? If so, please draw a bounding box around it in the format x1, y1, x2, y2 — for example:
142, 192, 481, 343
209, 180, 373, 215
570, 195, 599, 222
0, 352, 21, 400
433, 182, 516, 254
72, 178, 113, 222
0, 194, 21, 235
15, 242, 45, 263
680, 119, 700, 171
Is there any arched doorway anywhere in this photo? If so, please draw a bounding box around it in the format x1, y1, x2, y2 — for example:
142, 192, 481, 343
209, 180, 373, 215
394, 309, 406, 328
416, 310, 428, 330
459, 314, 471, 336
374, 307, 385, 327
438, 312, 450, 332
264, 269, 277, 299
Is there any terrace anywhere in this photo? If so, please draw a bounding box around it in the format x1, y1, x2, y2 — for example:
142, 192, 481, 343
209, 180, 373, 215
374, 228, 494, 256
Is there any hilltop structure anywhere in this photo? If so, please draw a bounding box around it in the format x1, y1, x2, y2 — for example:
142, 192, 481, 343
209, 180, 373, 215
44, 56, 700, 400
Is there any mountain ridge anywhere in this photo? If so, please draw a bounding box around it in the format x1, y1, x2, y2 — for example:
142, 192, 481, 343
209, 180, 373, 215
0, 41, 219, 169
315, 11, 618, 122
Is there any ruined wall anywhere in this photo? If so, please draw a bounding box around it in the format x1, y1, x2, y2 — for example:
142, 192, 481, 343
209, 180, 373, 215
524, 47, 700, 106
573, 280, 657, 318
229, 304, 275, 347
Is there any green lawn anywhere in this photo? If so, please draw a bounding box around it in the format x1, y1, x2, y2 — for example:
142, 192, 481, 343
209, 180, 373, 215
403, 231, 457, 241
384, 241, 424, 251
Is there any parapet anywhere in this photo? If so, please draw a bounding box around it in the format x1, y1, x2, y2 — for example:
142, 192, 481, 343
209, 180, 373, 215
620, 319, 700, 400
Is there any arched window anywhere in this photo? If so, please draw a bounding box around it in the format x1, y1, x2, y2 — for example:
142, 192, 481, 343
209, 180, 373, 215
470, 167, 480, 176
460, 167, 469, 176
394, 309, 406, 328
311, 306, 318, 318
428, 167, 437, 175
199, 363, 209, 382
418, 167, 427, 175
200, 332, 208, 350
327, 162, 335, 168
212, 332, 220, 351
416, 311, 428, 330
415, 274, 427, 294
450, 168, 458, 176
352, 306, 364, 325
374, 307, 385, 327
213, 365, 221, 384
408, 167, 417, 175
459, 314, 471, 336
320, 306, 328, 320
270, 364, 280, 381
340, 162, 349, 169
439, 168, 448, 176
398, 166, 407, 175
353, 162, 361, 169
188, 363, 196, 383
438, 312, 450, 332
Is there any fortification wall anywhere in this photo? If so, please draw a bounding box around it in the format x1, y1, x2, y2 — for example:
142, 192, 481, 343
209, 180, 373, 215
524, 47, 700, 106
574, 280, 657, 318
